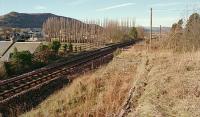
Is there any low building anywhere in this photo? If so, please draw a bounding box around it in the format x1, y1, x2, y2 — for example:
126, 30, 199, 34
0, 28, 44, 42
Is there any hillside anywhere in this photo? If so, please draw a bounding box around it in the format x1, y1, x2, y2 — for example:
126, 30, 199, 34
0, 12, 81, 28
22, 43, 200, 117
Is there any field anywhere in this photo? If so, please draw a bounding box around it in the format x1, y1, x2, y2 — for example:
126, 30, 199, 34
21, 41, 200, 117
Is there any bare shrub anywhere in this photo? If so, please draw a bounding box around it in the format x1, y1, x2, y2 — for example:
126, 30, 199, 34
184, 13, 200, 51
160, 13, 200, 52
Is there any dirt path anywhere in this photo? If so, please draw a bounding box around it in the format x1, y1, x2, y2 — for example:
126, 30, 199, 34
117, 48, 152, 117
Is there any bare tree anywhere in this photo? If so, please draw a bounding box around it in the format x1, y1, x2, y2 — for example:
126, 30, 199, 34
43, 17, 135, 47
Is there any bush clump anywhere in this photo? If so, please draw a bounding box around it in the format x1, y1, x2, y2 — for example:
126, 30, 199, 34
162, 13, 200, 52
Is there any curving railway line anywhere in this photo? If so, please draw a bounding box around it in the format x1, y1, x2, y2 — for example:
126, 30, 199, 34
0, 40, 135, 105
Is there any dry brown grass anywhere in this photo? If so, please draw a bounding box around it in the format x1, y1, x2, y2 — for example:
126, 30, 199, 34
22, 40, 200, 117
125, 44, 200, 117
21, 48, 140, 117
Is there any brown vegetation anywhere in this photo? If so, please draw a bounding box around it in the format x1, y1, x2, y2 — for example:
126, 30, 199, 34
125, 45, 200, 117
43, 18, 136, 44
22, 49, 138, 116
22, 40, 200, 117
159, 13, 200, 52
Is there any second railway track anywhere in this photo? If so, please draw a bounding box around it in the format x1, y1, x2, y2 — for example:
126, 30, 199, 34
0, 40, 135, 104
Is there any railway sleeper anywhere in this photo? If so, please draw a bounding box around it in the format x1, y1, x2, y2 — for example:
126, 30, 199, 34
36, 81, 42, 84
26, 77, 34, 81
14, 80, 23, 84
42, 78, 48, 82
51, 74, 57, 77
14, 88, 23, 93
3, 93, 11, 99
30, 83, 36, 86
36, 79, 43, 84
57, 72, 62, 76
33, 74, 40, 77
23, 85, 30, 90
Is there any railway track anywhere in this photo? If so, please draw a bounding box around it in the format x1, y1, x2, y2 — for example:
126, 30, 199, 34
0, 40, 135, 104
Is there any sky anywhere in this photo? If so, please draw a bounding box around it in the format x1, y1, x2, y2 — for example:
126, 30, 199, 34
0, 0, 200, 27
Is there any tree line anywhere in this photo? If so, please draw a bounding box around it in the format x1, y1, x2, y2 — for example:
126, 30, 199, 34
43, 17, 139, 45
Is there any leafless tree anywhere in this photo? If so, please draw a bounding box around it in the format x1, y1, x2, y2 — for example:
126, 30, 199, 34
43, 17, 135, 46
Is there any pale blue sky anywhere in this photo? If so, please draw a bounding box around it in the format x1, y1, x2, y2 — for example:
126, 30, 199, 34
0, 0, 200, 27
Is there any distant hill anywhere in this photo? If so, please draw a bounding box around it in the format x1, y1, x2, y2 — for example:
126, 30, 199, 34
144, 27, 171, 32
0, 12, 83, 28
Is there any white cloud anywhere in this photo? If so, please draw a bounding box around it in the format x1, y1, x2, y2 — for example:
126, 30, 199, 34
96, 3, 135, 12
34, 5, 47, 10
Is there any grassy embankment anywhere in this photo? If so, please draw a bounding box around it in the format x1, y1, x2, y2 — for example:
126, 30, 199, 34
22, 40, 200, 117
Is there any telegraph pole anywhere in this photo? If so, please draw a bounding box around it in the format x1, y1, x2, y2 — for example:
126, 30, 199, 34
150, 8, 152, 45
159, 25, 162, 39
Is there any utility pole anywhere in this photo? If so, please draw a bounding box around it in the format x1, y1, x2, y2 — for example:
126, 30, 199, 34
159, 25, 162, 39
150, 8, 152, 45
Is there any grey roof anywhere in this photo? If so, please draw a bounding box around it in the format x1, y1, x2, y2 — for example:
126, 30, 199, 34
0, 42, 41, 61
